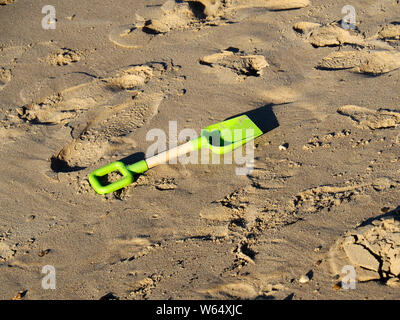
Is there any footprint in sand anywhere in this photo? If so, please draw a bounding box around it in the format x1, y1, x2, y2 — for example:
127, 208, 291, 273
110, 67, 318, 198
110, 0, 311, 48
199, 48, 269, 77
16, 63, 173, 170
212, 177, 397, 239
260, 86, 300, 105
337, 105, 400, 130
378, 23, 400, 41
44, 48, 84, 66
0, 45, 30, 66
248, 157, 300, 190
0, 45, 31, 91
0, 242, 15, 262
318, 50, 400, 75
106, 237, 153, 264
294, 22, 366, 47
141, 0, 222, 33
295, 20, 400, 76
329, 207, 400, 284
0, 67, 12, 91
109, 0, 226, 48
108, 23, 156, 49
293, 178, 397, 216
294, 20, 398, 50
294, 184, 363, 215
17, 65, 154, 125
302, 129, 351, 151
200, 281, 259, 299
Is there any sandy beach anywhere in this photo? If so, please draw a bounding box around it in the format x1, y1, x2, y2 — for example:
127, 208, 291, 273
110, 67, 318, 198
1, 0, 400, 299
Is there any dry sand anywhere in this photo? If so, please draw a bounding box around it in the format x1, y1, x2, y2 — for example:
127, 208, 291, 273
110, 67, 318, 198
0, 0, 400, 300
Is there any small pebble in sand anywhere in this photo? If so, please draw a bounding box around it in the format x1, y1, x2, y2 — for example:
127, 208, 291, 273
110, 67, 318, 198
279, 143, 289, 151
39, 249, 51, 257
299, 275, 310, 284
26, 215, 36, 222
314, 245, 322, 252
332, 283, 341, 291
12, 290, 27, 300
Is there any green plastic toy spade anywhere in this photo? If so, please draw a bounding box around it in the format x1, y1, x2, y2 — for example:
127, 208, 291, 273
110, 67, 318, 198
89, 115, 264, 195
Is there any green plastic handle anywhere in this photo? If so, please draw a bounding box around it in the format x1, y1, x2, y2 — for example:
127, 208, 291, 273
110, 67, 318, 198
89, 160, 148, 195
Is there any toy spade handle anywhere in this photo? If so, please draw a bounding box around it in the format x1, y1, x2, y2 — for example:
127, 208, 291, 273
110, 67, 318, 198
89, 137, 204, 195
